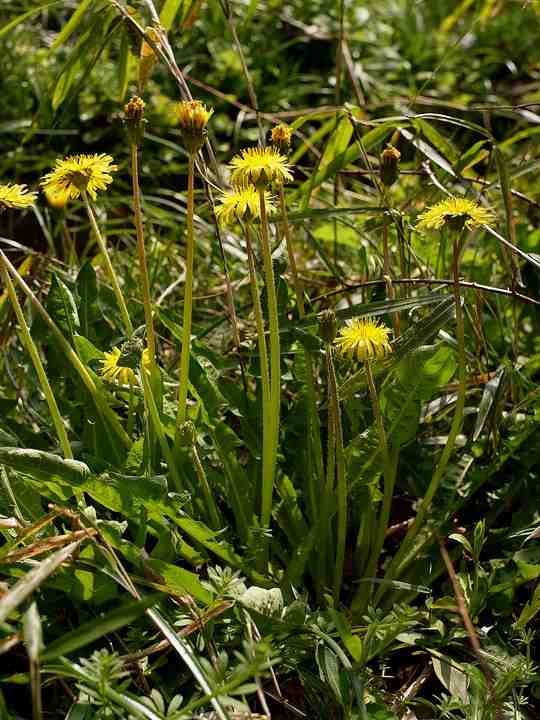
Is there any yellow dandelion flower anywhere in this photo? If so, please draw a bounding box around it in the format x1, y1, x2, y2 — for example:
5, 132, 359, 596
41, 154, 117, 201
416, 197, 495, 231
0, 183, 37, 210
335, 317, 392, 362
229, 146, 293, 188
215, 185, 275, 225
270, 123, 293, 150
100, 347, 150, 386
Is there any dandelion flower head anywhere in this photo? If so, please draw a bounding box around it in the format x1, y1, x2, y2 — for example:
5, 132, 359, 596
229, 146, 293, 188
335, 317, 392, 362
100, 347, 150, 386
41, 154, 117, 201
0, 184, 37, 211
215, 185, 274, 226
416, 197, 494, 231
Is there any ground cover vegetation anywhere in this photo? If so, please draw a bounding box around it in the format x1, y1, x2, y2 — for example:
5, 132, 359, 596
1, 0, 540, 718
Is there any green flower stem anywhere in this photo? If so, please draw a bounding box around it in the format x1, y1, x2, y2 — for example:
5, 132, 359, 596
382, 210, 400, 337
278, 185, 324, 518
258, 187, 281, 530
176, 155, 195, 429
352, 360, 395, 613
326, 345, 347, 602
0, 252, 131, 451
130, 143, 156, 369
140, 368, 183, 492
243, 221, 272, 504
0, 259, 73, 460
244, 222, 271, 410
82, 191, 133, 337
374, 231, 468, 606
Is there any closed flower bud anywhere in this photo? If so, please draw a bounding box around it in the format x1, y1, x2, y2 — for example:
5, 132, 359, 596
177, 100, 212, 154
178, 420, 196, 447
271, 124, 293, 152
380, 144, 401, 187
318, 309, 337, 344
123, 96, 146, 146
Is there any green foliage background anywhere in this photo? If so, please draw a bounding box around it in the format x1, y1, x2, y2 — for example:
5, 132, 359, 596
1, 1, 540, 719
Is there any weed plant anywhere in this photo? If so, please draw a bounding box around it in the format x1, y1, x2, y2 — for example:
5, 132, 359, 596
1, 1, 540, 719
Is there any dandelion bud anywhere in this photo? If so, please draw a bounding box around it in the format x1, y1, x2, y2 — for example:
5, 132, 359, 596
318, 309, 337, 345
177, 100, 212, 155
124, 95, 146, 146
270, 124, 293, 152
178, 420, 196, 447
380, 144, 401, 188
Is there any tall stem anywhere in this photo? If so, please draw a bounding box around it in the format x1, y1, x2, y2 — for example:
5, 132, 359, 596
374, 230, 468, 606
244, 222, 272, 520
82, 192, 133, 336
130, 143, 156, 368
177, 155, 195, 428
258, 188, 281, 530
326, 346, 346, 602
383, 211, 400, 337
278, 186, 324, 517
1, 259, 73, 460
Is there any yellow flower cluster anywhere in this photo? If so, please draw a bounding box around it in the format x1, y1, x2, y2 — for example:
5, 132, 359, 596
216, 142, 294, 227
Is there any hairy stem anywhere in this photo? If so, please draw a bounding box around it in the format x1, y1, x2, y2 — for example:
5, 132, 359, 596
83, 192, 133, 336
258, 188, 281, 531
177, 155, 195, 428
326, 346, 347, 602
278, 185, 324, 517
130, 143, 156, 367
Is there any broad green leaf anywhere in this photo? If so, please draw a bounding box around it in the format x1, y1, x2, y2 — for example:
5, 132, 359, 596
0, 448, 90, 486
300, 114, 354, 208
381, 345, 457, 448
